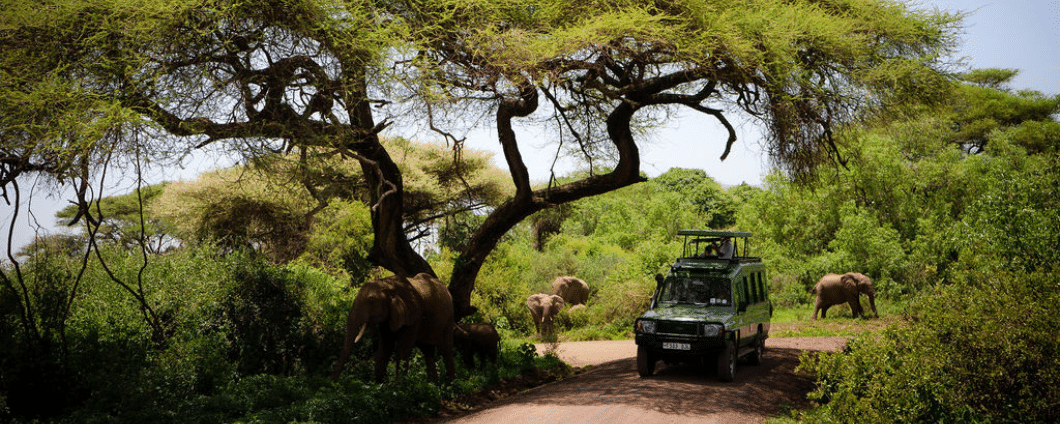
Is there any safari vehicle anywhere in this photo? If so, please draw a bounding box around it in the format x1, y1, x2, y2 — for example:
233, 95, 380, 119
634, 230, 772, 382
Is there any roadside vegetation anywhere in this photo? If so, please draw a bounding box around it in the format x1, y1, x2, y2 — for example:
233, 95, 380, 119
2, 0, 1058, 422
4, 69, 1058, 423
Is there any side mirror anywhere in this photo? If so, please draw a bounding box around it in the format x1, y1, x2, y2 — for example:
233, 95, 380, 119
651, 274, 664, 309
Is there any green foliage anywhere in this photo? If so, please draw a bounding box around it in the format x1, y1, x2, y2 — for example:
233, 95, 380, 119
149, 138, 510, 268
798, 271, 1060, 423
295, 200, 375, 282
151, 166, 317, 261
651, 168, 736, 228
739, 70, 1060, 304
752, 75, 1060, 422
54, 183, 175, 253
1, 239, 582, 423
219, 261, 312, 376
443, 170, 714, 340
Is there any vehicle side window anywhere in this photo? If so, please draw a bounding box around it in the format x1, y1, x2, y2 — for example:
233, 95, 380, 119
742, 277, 751, 305
758, 273, 767, 299
754, 271, 763, 301
749, 275, 759, 302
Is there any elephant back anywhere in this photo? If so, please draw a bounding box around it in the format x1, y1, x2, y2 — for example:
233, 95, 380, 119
813, 273, 842, 293
408, 273, 454, 345
550, 276, 590, 305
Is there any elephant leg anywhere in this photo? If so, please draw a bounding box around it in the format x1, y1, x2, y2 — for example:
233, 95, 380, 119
375, 336, 397, 383
441, 344, 456, 380
486, 343, 499, 365
393, 333, 416, 383
848, 300, 862, 318
821, 305, 830, 319
460, 345, 475, 369
421, 345, 438, 381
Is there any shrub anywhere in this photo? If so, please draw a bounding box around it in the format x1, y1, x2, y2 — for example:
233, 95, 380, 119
798, 270, 1060, 423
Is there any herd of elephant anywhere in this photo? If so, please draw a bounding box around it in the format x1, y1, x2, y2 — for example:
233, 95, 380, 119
526, 276, 591, 336
330, 273, 590, 383
330, 271, 876, 383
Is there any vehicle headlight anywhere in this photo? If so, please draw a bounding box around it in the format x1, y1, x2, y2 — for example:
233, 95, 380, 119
703, 324, 724, 337
637, 320, 656, 334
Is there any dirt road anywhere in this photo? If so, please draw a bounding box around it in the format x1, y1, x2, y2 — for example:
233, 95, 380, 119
438, 337, 844, 424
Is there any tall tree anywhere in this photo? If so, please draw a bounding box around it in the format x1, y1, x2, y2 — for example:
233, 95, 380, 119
2, 0, 961, 318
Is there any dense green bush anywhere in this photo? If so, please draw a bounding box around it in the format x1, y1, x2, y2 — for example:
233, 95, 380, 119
782, 74, 1060, 423
798, 270, 1060, 423
1, 241, 569, 423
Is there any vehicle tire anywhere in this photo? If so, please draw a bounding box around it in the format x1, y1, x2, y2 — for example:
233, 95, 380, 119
747, 337, 764, 366
637, 345, 656, 377
717, 339, 736, 382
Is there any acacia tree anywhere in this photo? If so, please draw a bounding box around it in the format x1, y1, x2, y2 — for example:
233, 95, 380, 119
2, 0, 961, 319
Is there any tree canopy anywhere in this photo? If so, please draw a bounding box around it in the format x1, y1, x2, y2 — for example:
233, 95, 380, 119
2, 0, 962, 318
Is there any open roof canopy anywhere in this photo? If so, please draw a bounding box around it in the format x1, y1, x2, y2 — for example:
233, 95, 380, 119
676, 230, 752, 238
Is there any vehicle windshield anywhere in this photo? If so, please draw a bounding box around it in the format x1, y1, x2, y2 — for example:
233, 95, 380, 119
657, 276, 731, 306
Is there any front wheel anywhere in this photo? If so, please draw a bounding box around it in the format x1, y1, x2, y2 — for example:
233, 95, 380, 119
717, 339, 736, 382
747, 337, 765, 366
637, 345, 656, 377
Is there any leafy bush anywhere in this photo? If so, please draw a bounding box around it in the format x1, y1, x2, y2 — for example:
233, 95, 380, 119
798, 270, 1060, 423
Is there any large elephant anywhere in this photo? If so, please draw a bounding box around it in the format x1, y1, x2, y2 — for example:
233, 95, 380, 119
453, 323, 500, 370
331, 273, 455, 383
812, 272, 879, 320
526, 293, 565, 336
550, 276, 590, 306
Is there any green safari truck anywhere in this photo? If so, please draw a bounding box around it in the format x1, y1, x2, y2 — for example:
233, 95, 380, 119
634, 230, 772, 382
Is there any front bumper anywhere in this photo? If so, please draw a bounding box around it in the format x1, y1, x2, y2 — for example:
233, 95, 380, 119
635, 333, 727, 355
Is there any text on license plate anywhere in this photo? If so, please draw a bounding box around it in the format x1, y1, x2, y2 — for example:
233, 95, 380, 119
663, 342, 690, 350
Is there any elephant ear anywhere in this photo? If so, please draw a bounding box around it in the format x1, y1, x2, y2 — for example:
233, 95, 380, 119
552, 295, 565, 311
388, 287, 422, 332
840, 274, 858, 292
857, 276, 876, 295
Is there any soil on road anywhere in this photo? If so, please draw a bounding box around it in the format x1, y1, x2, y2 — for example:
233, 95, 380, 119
434, 337, 844, 424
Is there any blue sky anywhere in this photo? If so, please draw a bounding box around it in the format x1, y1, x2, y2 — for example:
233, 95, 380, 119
4, 0, 1060, 254
639, 0, 1060, 187
505, 0, 1060, 188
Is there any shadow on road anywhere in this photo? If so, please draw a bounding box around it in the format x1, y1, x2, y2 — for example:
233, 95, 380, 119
497, 346, 815, 418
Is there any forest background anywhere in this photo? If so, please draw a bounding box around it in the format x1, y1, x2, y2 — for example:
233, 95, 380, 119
2, 1, 1059, 424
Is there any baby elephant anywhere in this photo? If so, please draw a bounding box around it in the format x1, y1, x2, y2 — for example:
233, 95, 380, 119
453, 323, 501, 370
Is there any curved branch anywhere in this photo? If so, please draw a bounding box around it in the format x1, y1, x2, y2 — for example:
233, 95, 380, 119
685, 103, 739, 160
496, 79, 539, 199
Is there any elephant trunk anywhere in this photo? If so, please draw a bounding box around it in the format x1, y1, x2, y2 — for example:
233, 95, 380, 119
867, 294, 879, 318
333, 305, 372, 381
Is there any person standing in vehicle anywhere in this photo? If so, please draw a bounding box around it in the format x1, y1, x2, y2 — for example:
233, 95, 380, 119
718, 237, 734, 259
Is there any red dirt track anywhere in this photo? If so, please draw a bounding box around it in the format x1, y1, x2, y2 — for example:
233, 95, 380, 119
434, 337, 845, 424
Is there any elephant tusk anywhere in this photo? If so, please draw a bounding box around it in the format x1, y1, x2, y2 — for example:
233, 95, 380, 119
354, 323, 367, 343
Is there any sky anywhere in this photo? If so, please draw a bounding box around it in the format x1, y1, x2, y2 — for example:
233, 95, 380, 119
4, 0, 1060, 255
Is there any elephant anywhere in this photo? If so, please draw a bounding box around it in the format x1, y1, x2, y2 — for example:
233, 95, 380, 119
331, 273, 456, 383
453, 323, 500, 370
567, 304, 587, 314
526, 293, 565, 336
812, 272, 879, 320
550, 276, 590, 306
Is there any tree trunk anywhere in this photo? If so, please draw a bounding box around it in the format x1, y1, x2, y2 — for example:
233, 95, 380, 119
448, 91, 645, 319
342, 71, 434, 280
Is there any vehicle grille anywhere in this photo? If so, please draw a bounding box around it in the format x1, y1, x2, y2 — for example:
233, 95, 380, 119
657, 321, 698, 335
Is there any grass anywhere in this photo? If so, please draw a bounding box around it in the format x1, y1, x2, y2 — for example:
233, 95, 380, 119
525, 300, 913, 341
769, 301, 909, 337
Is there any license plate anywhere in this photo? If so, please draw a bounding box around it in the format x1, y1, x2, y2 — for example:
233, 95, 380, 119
663, 342, 690, 350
